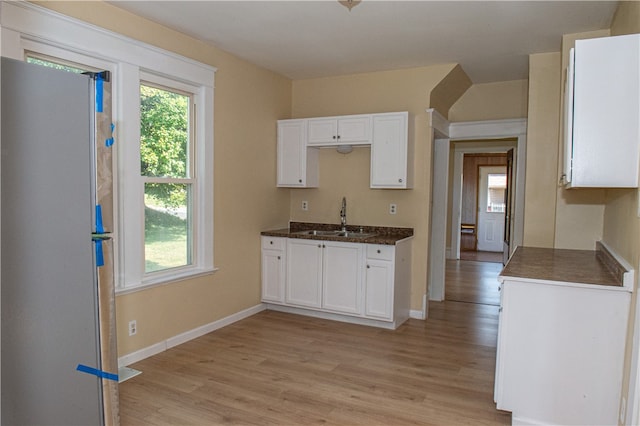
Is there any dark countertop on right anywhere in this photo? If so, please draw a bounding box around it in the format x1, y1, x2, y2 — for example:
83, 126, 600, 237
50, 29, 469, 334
500, 244, 631, 288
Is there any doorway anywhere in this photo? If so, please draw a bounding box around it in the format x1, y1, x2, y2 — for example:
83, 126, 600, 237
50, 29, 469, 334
458, 154, 508, 262
427, 118, 527, 303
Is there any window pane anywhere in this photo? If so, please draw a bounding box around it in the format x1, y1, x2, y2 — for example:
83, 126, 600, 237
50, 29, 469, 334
26, 56, 86, 73
144, 183, 192, 273
487, 173, 507, 213
140, 84, 190, 178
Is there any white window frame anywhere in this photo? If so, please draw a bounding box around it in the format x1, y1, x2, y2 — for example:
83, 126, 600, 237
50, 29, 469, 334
1, 1, 216, 292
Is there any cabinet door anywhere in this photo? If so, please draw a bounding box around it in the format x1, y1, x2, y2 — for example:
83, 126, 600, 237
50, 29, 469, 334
370, 112, 410, 188
568, 34, 640, 188
278, 120, 316, 187
364, 259, 393, 320
307, 118, 337, 145
261, 249, 285, 303
322, 241, 363, 315
307, 115, 372, 145
337, 116, 371, 144
286, 239, 323, 308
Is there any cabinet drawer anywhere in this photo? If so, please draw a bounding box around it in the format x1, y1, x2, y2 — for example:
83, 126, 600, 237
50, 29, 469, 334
262, 236, 286, 250
366, 244, 394, 261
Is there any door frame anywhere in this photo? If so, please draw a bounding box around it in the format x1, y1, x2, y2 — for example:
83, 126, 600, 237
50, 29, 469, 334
451, 146, 516, 259
428, 117, 527, 302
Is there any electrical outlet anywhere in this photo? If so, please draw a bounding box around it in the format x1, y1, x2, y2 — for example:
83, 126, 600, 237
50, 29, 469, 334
302, 200, 308, 211
389, 203, 397, 215
128, 320, 137, 336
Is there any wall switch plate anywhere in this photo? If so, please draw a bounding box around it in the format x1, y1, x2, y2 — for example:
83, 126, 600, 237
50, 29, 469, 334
302, 200, 309, 211
389, 204, 397, 215
128, 320, 137, 336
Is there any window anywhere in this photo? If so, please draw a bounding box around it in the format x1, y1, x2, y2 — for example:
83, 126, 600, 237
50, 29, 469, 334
140, 83, 194, 273
127, 72, 213, 289
9, 4, 216, 292
486, 173, 507, 213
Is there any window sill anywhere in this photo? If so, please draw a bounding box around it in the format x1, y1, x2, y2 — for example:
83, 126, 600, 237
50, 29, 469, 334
115, 267, 219, 296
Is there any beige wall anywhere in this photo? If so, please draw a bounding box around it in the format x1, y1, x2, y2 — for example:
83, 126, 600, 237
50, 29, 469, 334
290, 64, 456, 312
522, 52, 561, 247
36, 1, 293, 356
448, 79, 528, 122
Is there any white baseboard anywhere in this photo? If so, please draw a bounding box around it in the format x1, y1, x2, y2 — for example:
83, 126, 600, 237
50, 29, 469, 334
410, 309, 425, 320
266, 303, 400, 329
118, 303, 266, 368
512, 415, 547, 425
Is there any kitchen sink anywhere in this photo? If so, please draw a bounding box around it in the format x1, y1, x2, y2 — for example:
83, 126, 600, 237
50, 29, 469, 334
294, 229, 377, 239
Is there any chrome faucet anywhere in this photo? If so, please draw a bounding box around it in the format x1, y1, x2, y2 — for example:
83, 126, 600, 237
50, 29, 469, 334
340, 197, 347, 231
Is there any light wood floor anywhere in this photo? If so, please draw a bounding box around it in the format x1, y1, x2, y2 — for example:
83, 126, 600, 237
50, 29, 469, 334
459, 250, 503, 263
120, 301, 510, 424
445, 260, 502, 306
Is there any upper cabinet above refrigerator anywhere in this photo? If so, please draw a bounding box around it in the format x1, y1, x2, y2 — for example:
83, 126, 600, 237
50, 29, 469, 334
563, 34, 640, 188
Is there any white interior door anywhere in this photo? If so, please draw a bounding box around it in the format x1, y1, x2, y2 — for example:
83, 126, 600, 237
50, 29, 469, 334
477, 166, 507, 252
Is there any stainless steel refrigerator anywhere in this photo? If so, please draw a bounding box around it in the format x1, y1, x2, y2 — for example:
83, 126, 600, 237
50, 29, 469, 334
1, 57, 119, 425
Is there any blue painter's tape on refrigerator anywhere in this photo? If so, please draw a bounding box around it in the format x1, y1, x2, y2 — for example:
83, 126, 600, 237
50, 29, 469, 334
95, 77, 104, 113
94, 239, 104, 267
76, 364, 118, 381
95, 204, 104, 233
105, 123, 115, 147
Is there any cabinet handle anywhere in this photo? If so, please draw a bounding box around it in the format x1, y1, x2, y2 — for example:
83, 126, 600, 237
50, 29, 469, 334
499, 307, 503, 313
318, 244, 321, 248
298, 179, 302, 183
270, 241, 273, 245
322, 244, 326, 248
337, 135, 341, 139
277, 256, 281, 260
367, 265, 370, 269
398, 178, 403, 183
332, 135, 336, 139
377, 249, 381, 254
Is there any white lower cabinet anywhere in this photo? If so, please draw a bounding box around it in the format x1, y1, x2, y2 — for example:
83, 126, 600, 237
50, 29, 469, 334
321, 241, 363, 315
495, 278, 630, 425
262, 237, 412, 329
285, 239, 362, 314
285, 239, 323, 308
260, 237, 286, 303
364, 245, 394, 320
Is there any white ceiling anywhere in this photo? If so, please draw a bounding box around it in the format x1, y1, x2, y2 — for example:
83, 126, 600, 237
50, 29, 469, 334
108, 0, 618, 83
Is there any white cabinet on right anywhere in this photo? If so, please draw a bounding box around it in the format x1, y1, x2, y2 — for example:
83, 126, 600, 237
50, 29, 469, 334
370, 112, 413, 189
364, 241, 411, 325
564, 34, 640, 188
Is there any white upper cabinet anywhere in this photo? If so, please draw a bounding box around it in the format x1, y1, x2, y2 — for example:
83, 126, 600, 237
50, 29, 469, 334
277, 119, 319, 188
307, 115, 372, 146
564, 34, 640, 188
277, 112, 411, 189
370, 112, 413, 189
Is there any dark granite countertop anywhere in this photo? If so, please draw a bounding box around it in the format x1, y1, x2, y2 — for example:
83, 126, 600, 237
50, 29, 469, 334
261, 222, 413, 245
500, 245, 626, 287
